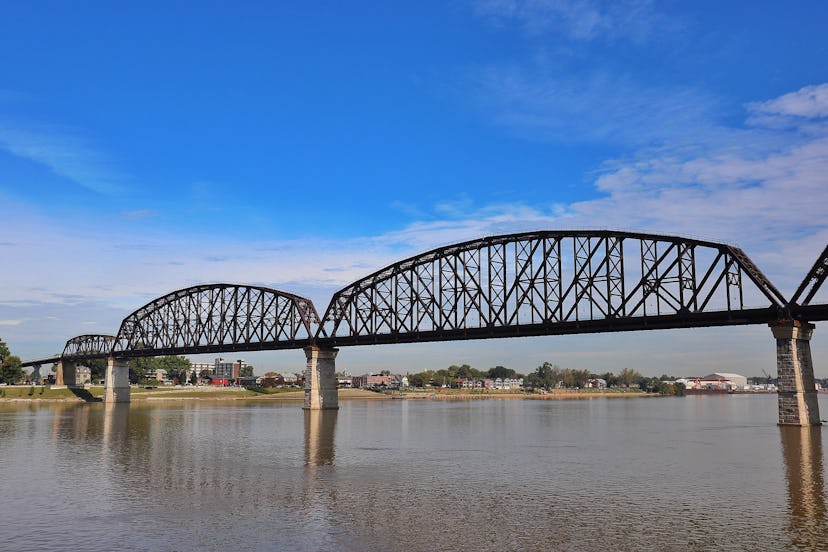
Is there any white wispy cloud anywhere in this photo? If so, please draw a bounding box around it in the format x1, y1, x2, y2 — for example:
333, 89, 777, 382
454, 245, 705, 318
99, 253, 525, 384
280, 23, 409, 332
475, 0, 671, 43
0, 120, 124, 194
748, 83, 828, 119
746, 83, 828, 131
470, 66, 721, 147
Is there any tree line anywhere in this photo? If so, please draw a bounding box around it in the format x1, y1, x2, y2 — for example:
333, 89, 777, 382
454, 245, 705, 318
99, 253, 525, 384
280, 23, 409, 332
407, 361, 685, 395
0, 338, 23, 384
407, 364, 519, 388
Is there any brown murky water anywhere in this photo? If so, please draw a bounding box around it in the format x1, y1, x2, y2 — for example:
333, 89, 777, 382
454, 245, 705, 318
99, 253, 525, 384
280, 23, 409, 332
1, 395, 826, 551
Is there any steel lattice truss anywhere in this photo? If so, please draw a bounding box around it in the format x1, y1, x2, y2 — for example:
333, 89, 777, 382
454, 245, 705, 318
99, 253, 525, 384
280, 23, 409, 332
62, 334, 116, 360
318, 231, 792, 345
19, 231, 828, 367
791, 244, 828, 306
788, 244, 828, 323
112, 284, 320, 358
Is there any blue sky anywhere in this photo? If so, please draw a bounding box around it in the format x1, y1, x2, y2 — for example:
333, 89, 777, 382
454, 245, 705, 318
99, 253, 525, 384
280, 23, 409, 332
2, 1, 827, 377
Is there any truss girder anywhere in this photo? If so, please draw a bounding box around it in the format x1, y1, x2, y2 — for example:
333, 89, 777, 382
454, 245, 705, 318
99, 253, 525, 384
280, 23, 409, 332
112, 284, 320, 357
319, 231, 789, 345
791, 244, 828, 307
61, 334, 116, 360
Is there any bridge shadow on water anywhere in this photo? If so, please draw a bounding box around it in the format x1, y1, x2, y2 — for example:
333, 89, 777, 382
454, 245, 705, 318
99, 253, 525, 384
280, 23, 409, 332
68, 387, 102, 402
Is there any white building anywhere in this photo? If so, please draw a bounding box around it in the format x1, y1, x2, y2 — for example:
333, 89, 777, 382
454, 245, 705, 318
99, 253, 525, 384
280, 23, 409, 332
680, 372, 748, 390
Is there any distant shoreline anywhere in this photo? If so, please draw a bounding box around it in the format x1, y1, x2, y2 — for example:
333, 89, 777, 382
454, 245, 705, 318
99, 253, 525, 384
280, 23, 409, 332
394, 390, 653, 400
0, 386, 664, 404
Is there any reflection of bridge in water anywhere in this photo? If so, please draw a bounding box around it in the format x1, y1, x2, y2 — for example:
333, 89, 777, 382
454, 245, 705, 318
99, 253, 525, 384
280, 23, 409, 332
780, 427, 827, 548
22, 230, 828, 425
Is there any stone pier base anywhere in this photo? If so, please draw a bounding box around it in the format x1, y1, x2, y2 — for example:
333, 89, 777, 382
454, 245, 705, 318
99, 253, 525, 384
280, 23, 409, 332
303, 346, 339, 410
103, 357, 130, 404
56, 360, 78, 388
772, 321, 821, 426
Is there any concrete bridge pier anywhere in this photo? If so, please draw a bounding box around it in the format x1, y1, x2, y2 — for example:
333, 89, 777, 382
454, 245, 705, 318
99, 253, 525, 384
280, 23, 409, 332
103, 357, 130, 403
303, 345, 339, 410
55, 360, 77, 387
772, 321, 821, 426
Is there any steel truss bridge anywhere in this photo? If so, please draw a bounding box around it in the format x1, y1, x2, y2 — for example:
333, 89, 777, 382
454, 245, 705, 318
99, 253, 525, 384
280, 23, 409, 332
22, 231, 828, 367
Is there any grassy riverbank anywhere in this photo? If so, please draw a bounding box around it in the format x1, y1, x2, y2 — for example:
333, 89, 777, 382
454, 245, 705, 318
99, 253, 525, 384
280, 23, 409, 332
0, 385, 652, 403
0, 385, 386, 402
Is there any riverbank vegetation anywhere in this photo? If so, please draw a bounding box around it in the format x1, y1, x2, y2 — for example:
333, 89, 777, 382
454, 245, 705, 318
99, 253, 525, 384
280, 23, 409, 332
0, 338, 24, 385
407, 362, 685, 396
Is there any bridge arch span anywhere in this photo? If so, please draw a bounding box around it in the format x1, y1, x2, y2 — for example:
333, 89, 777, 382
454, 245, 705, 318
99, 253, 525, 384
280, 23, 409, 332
319, 230, 789, 345
62, 334, 116, 360
113, 284, 320, 357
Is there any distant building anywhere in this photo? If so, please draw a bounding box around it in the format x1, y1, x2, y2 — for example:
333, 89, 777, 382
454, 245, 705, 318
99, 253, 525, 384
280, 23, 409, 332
190, 362, 213, 375
704, 373, 747, 388
476, 378, 524, 390
586, 378, 607, 389
680, 372, 748, 390
495, 378, 524, 390
75, 365, 92, 385
214, 358, 247, 381
456, 378, 483, 389
352, 374, 394, 389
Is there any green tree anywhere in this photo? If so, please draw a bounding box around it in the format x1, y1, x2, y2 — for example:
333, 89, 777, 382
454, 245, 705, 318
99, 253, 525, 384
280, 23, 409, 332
486, 365, 516, 379
129, 357, 158, 384
408, 372, 427, 387
241, 365, 254, 377
570, 369, 593, 388
449, 364, 483, 380
84, 359, 107, 383
1, 355, 23, 384
157, 355, 190, 374
640, 378, 685, 396
436, 369, 453, 387
0, 338, 23, 384
526, 362, 565, 390
617, 368, 642, 387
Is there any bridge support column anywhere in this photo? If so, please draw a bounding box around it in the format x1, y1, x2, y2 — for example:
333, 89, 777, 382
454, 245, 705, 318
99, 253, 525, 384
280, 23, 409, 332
32, 364, 41, 385
103, 357, 130, 404
56, 360, 78, 388
771, 321, 821, 426
303, 346, 338, 410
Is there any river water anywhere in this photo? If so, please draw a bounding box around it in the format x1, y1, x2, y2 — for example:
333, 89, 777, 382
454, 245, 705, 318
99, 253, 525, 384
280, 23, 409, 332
1, 395, 826, 551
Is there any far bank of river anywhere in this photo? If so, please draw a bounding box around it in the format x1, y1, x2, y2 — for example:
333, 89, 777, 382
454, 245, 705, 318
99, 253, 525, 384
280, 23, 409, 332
0, 385, 653, 403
